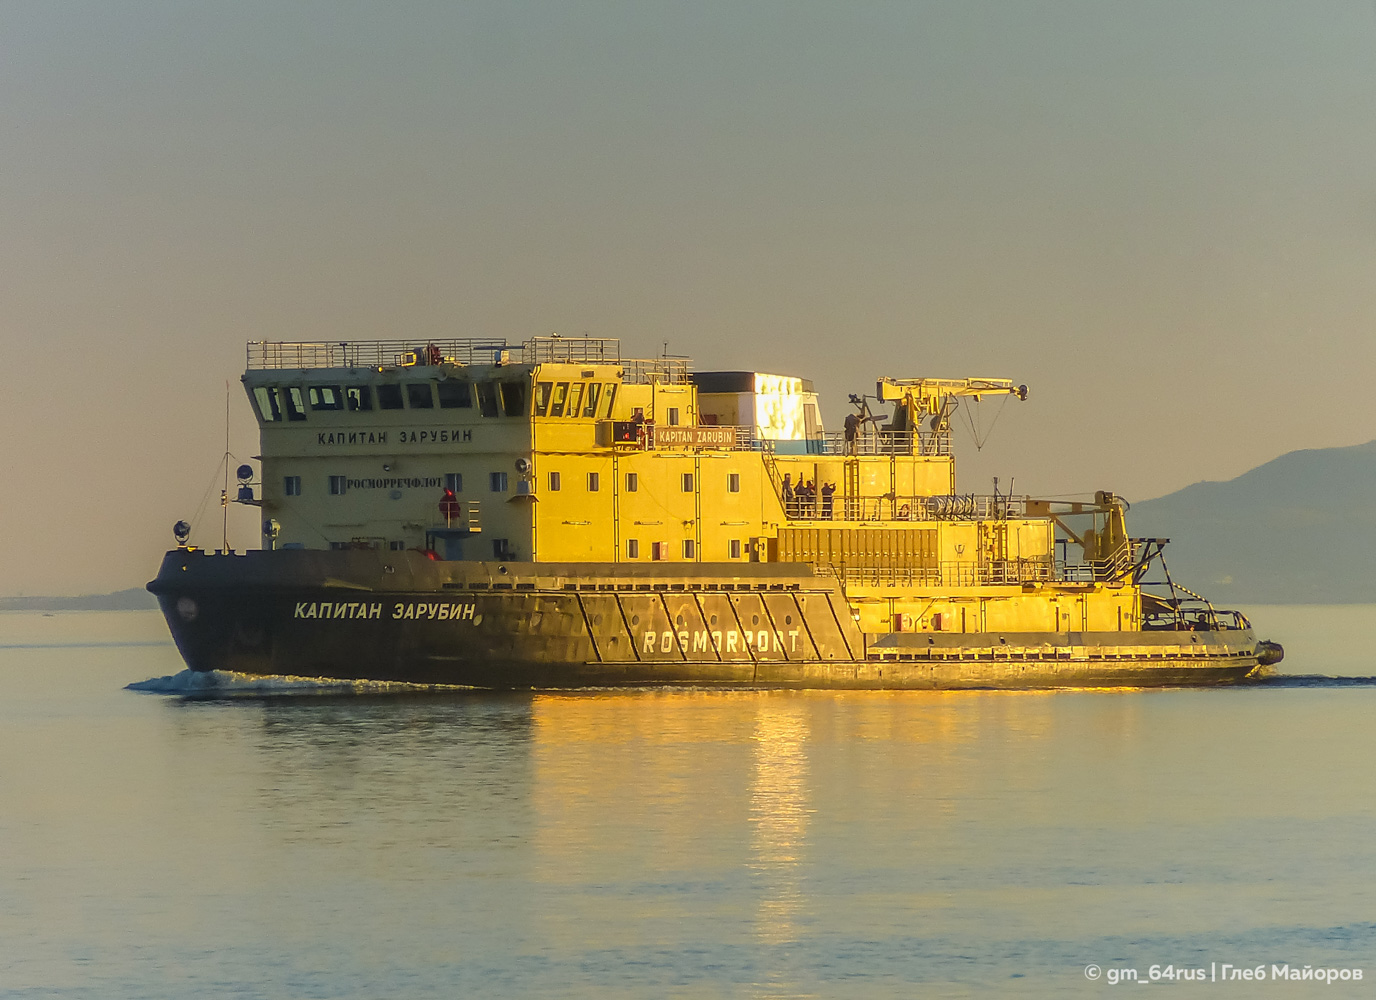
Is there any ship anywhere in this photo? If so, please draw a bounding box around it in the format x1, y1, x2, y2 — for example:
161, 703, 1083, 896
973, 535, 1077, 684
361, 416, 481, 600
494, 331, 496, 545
148, 336, 1282, 689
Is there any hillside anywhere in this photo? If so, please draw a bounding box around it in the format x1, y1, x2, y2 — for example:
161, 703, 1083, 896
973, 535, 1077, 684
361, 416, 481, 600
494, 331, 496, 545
1128, 440, 1376, 604
0, 588, 158, 612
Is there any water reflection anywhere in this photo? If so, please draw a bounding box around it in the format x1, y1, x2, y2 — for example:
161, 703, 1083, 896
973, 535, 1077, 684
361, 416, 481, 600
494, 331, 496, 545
748, 699, 812, 946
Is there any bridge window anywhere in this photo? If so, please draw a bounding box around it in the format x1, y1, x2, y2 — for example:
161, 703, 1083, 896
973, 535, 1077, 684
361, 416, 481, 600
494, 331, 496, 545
406, 383, 434, 409
625, 472, 638, 492
377, 384, 404, 410
284, 476, 301, 496
728, 473, 740, 493
534, 382, 552, 415
345, 385, 372, 411
309, 386, 343, 411
501, 381, 526, 416
253, 387, 282, 422
566, 383, 584, 417
549, 382, 569, 417
328, 476, 347, 495
626, 539, 639, 559
729, 539, 742, 559
601, 384, 617, 418
437, 380, 472, 409
490, 472, 508, 492
445, 473, 463, 492
284, 387, 307, 421
583, 383, 602, 417
587, 472, 600, 492
477, 382, 500, 418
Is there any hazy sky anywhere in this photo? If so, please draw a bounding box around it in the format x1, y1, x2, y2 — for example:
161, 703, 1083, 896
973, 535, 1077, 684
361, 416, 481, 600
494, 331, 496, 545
2, 1, 1374, 595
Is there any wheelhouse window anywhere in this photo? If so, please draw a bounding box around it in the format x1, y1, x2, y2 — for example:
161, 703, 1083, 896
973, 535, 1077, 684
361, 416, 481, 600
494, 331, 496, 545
284, 476, 302, 496
345, 385, 373, 411
566, 383, 584, 417
534, 382, 553, 415
253, 387, 283, 422
309, 386, 344, 411
406, 383, 434, 409
500, 381, 527, 416
583, 383, 602, 417
549, 382, 569, 417
437, 380, 472, 409
477, 382, 500, 418
601, 383, 618, 418
284, 387, 307, 421
377, 384, 404, 410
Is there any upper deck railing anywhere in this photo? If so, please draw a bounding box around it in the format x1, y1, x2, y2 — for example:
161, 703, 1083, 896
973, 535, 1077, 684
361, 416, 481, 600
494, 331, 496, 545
246, 337, 692, 383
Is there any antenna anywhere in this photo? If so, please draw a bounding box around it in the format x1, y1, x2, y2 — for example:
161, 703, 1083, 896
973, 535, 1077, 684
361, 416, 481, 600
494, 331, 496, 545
221, 381, 230, 551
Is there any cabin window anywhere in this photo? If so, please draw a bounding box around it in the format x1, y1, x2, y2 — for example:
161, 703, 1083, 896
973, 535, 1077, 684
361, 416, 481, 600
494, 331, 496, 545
437, 380, 472, 409
683, 539, 695, 559
284, 476, 302, 496
729, 539, 742, 559
492, 539, 512, 560
549, 382, 569, 417
651, 541, 669, 561
328, 476, 347, 495
626, 539, 639, 559
377, 384, 404, 410
728, 473, 740, 493
477, 382, 500, 418
490, 472, 508, 492
625, 472, 638, 492
309, 386, 344, 411
666, 407, 680, 426
587, 472, 600, 492
406, 383, 434, 409
601, 384, 617, 418
583, 383, 602, 417
389, 540, 406, 551
566, 383, 584, 417
681, 473, 694, 492
253, 387, 282, 422
445, 473, 463, 492
284, 387, 307, 421
548, 471, 561, 491
501, 381, 527, 416
345, 385, 373, 411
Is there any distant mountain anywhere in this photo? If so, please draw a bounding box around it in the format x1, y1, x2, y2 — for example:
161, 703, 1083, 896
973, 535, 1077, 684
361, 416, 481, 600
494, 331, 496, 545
1128, 440, 1376, 604
0, 588, 158, 612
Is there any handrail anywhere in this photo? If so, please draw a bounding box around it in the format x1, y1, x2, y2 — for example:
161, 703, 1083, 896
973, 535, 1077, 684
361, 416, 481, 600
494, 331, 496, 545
248, 339, 511, 370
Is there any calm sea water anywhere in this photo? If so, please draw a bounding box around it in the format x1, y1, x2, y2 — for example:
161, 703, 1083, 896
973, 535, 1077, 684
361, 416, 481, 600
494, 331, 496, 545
2, 606, 1375, 998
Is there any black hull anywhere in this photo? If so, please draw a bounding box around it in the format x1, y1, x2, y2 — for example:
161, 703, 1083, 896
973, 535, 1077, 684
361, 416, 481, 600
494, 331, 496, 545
148, 550, 1266, 690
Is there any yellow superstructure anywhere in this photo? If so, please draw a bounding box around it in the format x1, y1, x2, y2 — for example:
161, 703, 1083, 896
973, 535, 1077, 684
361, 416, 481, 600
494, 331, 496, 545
241, 336, 1147, 638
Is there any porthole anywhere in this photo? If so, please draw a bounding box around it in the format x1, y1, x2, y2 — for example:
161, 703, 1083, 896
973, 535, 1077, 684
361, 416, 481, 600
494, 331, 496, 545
751, 614, 760, 626
631, 615, 640, 625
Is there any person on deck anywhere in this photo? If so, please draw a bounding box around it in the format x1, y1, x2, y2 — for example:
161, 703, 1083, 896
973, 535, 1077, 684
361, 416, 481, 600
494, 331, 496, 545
844, 412, 860, 455
821, 481, 836, 519
781, 474, 794, 518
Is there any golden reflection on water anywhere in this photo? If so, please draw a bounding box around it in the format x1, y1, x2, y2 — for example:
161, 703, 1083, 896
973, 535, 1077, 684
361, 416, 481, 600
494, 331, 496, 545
748, 699, 812, 946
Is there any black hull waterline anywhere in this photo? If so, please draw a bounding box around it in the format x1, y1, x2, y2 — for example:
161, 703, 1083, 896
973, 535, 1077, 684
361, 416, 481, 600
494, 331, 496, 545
148, 550, 1268, 690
